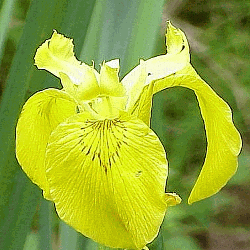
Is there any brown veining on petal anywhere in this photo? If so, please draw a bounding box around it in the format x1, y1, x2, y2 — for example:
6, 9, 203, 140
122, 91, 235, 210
78, 119, 127, 173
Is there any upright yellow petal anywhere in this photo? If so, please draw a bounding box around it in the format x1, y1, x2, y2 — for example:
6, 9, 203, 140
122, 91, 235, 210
16, 89, 77, 199
153, 64, 242, 203
99, 60, 126, 97
35, 31, 99, 100
123, 59, 148, 113
45, 113, 172, 249
129, 82, 154, 126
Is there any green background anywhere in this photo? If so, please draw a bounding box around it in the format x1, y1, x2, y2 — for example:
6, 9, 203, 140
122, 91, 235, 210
0, 0, 249, 249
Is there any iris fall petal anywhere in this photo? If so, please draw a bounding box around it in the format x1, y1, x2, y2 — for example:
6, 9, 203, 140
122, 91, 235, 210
45, 113, 170, 249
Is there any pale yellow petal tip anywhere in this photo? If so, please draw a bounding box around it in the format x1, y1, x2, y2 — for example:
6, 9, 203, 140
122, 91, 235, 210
188, 190, 212, 205
165, 193, 182, 206
51, 29, 61, 38
50, 29, 73, 45
187, 193, 197, 205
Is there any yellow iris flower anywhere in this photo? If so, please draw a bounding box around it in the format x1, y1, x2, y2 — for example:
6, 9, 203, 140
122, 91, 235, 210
15, 22, 241, 249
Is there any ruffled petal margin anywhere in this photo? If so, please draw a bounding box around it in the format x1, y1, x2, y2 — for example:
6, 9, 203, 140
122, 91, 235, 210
45, 113, 180, 249
153, 64, 242, 204
16, 88, 77, 199
35, 31, 99, 100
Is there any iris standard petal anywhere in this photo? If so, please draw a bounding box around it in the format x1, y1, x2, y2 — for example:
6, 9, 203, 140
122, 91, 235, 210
16, 89, 77, 199
34, 31, 99, 99
99, 60, 126, 97
129, 82, 154, 126
153, 64, 242, 204
123, 59, 148, 113
45, 113, 172, 249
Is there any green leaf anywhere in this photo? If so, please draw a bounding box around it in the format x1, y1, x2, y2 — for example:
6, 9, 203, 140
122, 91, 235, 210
39, 200, 53, 250
164, 235, 201, 250
23, 232, 40, 250
59, 221, 78, 250
0, 160, 41, 249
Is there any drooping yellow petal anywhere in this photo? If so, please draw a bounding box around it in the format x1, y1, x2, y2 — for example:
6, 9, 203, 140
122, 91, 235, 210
45, 113, 174, 249
35, 31, 99, 100
99, 60, 126, 97
153, 64, 242, 204
16, 89, 77, 199
122, 21, 189, 101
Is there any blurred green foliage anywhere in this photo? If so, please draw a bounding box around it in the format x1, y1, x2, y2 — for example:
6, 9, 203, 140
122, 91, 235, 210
0, 0, 249, 249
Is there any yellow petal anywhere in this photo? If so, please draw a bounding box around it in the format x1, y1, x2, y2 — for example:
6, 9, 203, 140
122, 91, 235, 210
45, 114, 172, 249
35, 31, 99, 100
16, 89, 77, 199
99, 60, 126, 97
122, 22, 189, 99
144, 22, 189, 84
153, 64, 242, 204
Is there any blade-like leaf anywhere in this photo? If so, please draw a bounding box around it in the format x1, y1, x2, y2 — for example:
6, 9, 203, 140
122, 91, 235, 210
80, 0, 165, 77
59, 221, 78, 250
39, 200, 53, 250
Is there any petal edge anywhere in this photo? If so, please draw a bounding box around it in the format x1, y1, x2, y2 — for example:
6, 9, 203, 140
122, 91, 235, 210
16, 88, 77, 199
